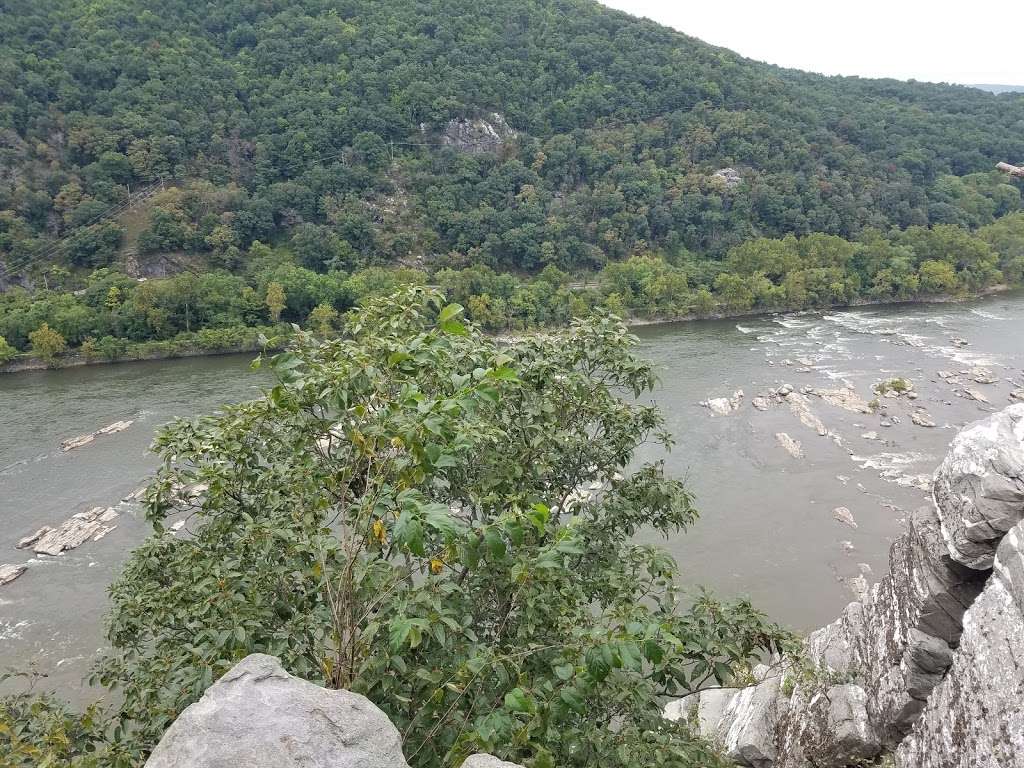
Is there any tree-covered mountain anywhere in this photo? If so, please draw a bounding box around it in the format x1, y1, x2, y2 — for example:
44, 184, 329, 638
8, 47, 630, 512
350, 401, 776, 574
3, 0, 1024, 282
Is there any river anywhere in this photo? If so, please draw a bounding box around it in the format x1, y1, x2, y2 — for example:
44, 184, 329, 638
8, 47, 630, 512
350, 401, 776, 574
2, 292, 1024, 702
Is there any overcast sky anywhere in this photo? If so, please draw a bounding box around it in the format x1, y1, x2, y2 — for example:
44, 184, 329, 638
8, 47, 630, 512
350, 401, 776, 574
599, 0, 1023, 85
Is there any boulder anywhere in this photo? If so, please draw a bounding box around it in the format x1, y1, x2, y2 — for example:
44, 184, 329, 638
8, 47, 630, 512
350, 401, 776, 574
910, 410, 936, 428
461, 756, 525, 768
144, 654, 410, 768
832, 507, 857, 529
720, 668, 785, 767
932, 403, 1024, 569
702, 390, 744, 416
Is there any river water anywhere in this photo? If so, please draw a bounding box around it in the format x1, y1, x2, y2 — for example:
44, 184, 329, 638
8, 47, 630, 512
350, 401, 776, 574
2, 292, 1023, 702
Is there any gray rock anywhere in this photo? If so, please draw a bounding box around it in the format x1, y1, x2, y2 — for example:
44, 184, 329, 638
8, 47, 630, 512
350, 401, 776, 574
702, 389, 744, 416
775, 678, 880, 768
775, 432, 804, 459
432, 113, 517, 154
903, 629, 953, 675
896, 523, 1024, 768
0, 563, 27, 586
697, 687, 739, 741
144, 654, 410, 768
461, 755, 525, 768
932, 403, 1024, 569
711, 167, 743, 188
910, 409, 936, 428
720, 668, 784, 767
31, 506, 118, 556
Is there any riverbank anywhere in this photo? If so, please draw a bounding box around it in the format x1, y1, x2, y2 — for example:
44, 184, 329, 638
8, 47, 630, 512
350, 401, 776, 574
0, 325, 288, 375
622, 283, 1016, 327
2, 286, 1018, 375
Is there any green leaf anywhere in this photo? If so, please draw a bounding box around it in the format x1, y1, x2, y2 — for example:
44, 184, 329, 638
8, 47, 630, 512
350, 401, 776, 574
438, 303, 464, 323
503, 687, 533, 713
560, 688, 586, 714
484, 528, 506, 559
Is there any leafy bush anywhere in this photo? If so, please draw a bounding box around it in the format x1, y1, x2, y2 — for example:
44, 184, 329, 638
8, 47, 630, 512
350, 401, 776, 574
70, 288, 792, 767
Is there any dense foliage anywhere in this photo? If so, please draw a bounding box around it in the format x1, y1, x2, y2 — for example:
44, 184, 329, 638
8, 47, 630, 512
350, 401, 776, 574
2, 0, 1024, 288
3, 213, 1022, 363
1, 290, 792, 766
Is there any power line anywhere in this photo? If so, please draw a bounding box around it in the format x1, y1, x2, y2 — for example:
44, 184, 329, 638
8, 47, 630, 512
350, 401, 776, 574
2, 180, 166, 277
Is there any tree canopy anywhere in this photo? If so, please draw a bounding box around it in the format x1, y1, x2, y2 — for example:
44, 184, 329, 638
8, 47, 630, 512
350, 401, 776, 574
2, 0, 1023, 284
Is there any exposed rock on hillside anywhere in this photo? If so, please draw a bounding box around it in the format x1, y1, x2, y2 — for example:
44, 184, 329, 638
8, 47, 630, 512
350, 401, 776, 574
144, 654, 410, 768
425, 113, 518, 154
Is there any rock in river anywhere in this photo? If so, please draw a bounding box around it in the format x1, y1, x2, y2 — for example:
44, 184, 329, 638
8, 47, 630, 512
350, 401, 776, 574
21, 506, 119, 556
60, 419, 133, 451
833, 506, 858, 529
775, 432, 804, 459
0, 563, 27, 586
911, 409, 936, 428
701, 389, 744, 416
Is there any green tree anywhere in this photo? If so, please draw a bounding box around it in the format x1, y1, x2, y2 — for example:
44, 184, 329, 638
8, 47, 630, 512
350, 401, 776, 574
28, 323, 67, 363
0, 335, 16, 364
91, 289, 789, 767
306, 302, 339, 336
918, 260, 959, 295
265, 282, 286, 323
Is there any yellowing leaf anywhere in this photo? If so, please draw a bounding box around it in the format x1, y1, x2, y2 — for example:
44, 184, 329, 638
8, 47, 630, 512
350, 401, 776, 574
372, 519, 387, 544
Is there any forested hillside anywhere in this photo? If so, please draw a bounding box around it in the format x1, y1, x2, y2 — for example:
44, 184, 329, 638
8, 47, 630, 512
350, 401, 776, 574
2, 0, 1024, 361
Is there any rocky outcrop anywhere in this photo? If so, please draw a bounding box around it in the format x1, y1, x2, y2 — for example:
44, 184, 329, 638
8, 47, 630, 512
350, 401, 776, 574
932, 402, 1024, 568
895, 523, 1024, 767
18, 506, 119, 556
711, 168, 743, 188
669, 404, 1024, 767
663, 666, 784, 767
145, 654, 410, 768
428, 113, 518, 154
774, 433, 803, 459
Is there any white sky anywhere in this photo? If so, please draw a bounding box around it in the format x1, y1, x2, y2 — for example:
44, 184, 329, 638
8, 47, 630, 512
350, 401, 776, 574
599, 0, 1024, 85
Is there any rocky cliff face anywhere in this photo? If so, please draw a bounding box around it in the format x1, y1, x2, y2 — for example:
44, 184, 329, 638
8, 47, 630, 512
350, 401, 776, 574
419, 113, 518, 155
666, 403, 1024, 767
